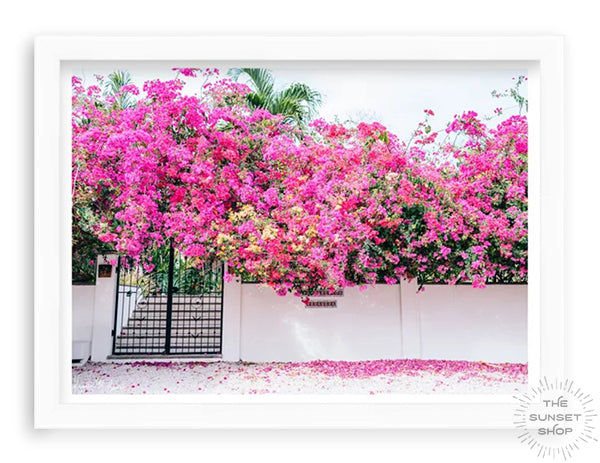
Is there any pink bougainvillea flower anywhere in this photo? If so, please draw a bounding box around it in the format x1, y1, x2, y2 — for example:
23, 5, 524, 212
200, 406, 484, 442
72, 69, 527, 296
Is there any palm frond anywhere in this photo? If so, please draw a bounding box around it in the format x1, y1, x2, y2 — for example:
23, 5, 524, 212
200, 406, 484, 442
228, 68, 275, 99
226, 68, 244, 81
246, 92, 268, 110
103, 70, 130, 95
279, 83, 322, 107
102, 70, 136, 109
277, 83, 322, 120
228, 68, 322, 126
270, 96, 304, 124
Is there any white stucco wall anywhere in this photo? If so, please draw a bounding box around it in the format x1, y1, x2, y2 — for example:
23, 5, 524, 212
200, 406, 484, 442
72, 262, 527, 364
240, 284, 403, 362
90, 254, 119, 361
238, 281, 527, 364
72, 285, 95, 360
401, 280, 527, 363
221, 271, 242, 361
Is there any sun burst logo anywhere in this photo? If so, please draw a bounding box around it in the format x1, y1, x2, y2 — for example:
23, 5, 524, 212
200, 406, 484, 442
513, 377, 598, 459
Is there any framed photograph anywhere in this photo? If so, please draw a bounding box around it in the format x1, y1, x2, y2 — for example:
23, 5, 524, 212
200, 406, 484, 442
34, 35, 564, 428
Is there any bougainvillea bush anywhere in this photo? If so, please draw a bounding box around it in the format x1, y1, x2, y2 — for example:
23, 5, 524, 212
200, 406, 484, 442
72, 69, 527, 295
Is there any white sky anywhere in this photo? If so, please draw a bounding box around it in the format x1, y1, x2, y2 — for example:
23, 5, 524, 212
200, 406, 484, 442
75, 63, 527, 141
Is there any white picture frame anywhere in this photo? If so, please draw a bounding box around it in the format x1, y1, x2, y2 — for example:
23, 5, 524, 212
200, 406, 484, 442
34, 35, 564, 429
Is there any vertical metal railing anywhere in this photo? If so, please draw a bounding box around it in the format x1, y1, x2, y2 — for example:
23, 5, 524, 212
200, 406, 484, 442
111, 256, 122, 355
164, 242, 175, 354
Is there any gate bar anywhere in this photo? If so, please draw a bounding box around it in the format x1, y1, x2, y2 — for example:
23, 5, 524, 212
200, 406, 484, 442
111, 256, 121, 354
164, 242, 175, 354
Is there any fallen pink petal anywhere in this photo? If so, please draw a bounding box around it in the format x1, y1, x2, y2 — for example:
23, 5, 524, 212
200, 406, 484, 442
72, 359, 527, 395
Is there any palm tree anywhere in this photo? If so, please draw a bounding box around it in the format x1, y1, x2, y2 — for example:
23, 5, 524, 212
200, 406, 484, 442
228, 68, 322, 127
102, 70, 136, 109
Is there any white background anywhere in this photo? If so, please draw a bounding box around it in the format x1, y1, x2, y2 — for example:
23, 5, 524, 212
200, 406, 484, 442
2, 1, 598, 463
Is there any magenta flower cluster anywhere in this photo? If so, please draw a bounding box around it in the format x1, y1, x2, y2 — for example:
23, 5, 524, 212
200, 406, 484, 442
72, 70, 527, 295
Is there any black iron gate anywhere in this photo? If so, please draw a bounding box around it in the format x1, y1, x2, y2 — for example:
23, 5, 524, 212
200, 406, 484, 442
111, 245, 224, 356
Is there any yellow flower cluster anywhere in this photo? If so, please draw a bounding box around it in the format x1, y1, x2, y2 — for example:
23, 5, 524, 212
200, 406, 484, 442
246, 243, 262, 253
228, 204, 257, 223
305, 225, 317, 238
261, 224, 278, 240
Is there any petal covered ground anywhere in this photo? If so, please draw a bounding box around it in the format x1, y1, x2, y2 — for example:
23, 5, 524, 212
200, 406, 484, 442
72, 359, 527, 395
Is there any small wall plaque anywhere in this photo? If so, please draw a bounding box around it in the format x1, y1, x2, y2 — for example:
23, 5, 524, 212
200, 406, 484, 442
306, 300, 337, 308
98, 264, 112, 278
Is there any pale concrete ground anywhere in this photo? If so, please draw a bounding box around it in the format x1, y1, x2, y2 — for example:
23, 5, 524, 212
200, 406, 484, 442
72, 359, 528, 395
